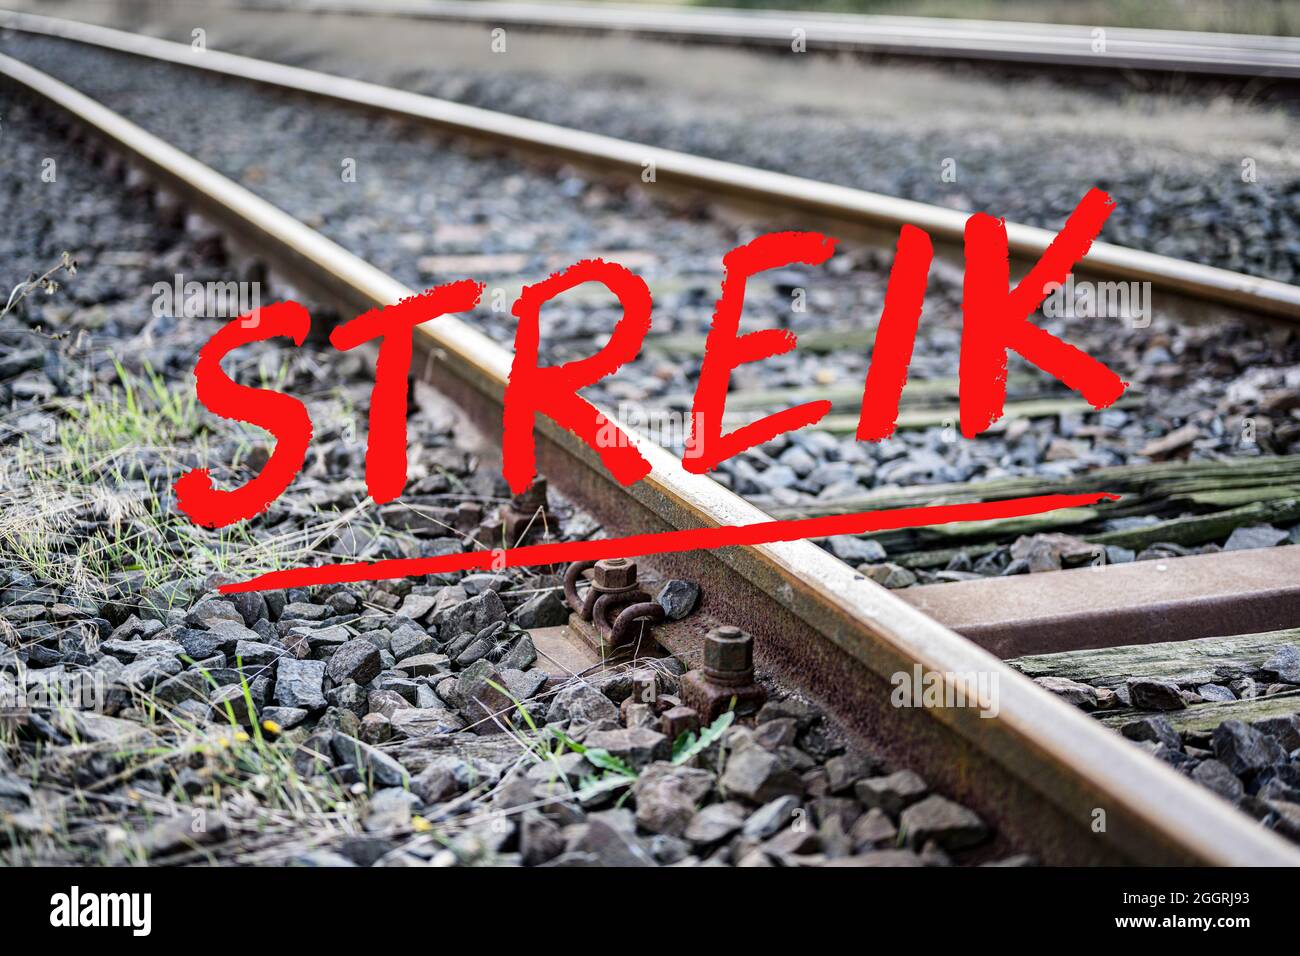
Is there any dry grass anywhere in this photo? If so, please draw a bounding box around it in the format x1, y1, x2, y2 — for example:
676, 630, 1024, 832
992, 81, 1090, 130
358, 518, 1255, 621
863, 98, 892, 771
0, 658, 684, 865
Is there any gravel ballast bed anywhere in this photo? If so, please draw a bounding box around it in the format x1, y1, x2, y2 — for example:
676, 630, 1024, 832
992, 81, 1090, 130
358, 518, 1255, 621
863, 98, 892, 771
1022, 639, 1300, 847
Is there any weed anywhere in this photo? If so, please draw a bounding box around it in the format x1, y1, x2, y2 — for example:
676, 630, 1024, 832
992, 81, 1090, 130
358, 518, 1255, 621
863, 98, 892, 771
671, 709, 735, 765
1, 251, 76, 322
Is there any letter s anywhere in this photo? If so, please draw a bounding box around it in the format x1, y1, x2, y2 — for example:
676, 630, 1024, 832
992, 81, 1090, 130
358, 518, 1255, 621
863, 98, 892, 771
175, 302, 313, 527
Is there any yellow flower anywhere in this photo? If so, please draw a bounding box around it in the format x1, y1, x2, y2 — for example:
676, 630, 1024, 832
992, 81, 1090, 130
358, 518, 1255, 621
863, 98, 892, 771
411, 816, 433, 833
262, 719, 282, 735
234, 731, 250, 743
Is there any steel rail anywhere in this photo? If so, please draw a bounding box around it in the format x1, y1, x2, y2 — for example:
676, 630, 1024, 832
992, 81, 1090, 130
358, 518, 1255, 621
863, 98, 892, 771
903, 547, 1300, 660
245, 0, 1300, 79
3, 52, 1295, 865
3, 9, 1300, 324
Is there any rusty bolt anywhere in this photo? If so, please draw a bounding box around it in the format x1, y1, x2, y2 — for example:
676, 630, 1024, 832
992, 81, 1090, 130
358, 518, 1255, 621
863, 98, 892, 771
501, 479, 552, 545
660, 705, 700, 741
511, 478, 549, 515
592, 557, 637, 591
704, 625, 754, 680
456, 501, 483, 530
680, 628, 766, 721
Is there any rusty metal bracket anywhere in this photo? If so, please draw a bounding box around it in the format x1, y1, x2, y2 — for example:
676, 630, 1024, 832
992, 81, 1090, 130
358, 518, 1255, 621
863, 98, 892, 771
563, 559, 599, 620
563, 557, 667, 656
606, 600, 666, 647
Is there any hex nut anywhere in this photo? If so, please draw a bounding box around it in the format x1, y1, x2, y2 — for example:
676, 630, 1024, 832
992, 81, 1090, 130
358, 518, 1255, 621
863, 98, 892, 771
593, 558, 638, 590
704, 625, 753, 676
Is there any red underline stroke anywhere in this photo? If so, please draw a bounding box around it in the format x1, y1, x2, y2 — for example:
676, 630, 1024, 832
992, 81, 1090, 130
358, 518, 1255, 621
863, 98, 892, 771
220, 492, 1119, 593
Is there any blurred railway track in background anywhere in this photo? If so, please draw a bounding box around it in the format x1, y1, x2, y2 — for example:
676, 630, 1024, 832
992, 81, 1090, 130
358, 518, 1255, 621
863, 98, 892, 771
240, 0, 1300, 80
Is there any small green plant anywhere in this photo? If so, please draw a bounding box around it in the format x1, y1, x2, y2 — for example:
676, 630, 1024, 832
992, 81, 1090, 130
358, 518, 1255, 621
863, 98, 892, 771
547, 726, 638, 779
671, 710, 734, 765
0, 346, 315, 594
58, 357, 200, 466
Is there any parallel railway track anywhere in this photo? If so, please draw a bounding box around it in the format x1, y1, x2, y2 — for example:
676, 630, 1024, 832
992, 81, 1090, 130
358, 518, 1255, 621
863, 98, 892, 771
2, 14, 1299, 864
3, 9, 1297, 321
240, 0, 1300, 81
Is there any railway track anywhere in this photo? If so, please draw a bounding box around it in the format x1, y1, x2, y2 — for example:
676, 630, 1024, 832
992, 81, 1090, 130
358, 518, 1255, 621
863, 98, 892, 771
4, 9, 1296, 320
238, 0, 1300, 80
8, 5, 1298, 286
1, 15, 1299, 866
